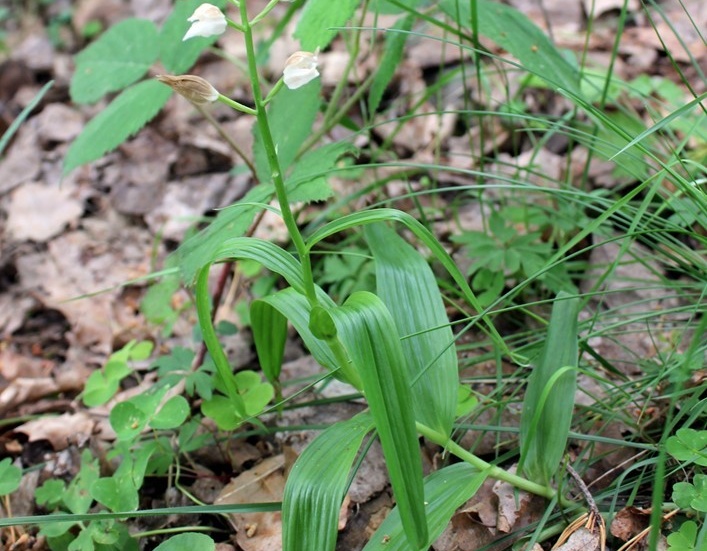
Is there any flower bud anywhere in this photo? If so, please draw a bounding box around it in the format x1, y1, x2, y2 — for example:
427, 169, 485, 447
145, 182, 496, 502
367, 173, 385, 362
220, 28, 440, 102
156, 74, 219, 105
183, 3, 227, 41
283, 51, 320, 90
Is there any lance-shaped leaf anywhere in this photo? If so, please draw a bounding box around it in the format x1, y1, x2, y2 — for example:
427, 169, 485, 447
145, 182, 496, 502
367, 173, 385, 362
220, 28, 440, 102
519, 292, 580, 486
332, 292, 428, 549
365, 223, 457, 438
363, 463, 487, 550
282, 412, 375, 551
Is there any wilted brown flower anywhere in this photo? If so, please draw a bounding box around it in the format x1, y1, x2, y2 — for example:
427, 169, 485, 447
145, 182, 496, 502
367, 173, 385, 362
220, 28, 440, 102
156, 74, 219, 105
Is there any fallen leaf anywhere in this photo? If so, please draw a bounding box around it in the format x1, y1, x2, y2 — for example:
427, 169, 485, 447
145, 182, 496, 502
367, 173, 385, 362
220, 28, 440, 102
6, 182, 83, 242
14, 412, 95, 450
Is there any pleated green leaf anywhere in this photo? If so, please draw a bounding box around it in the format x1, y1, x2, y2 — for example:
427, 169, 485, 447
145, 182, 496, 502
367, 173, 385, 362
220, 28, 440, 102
332, 292, 428, 549
253, 288, 365, 388
282, 412, 375, 551
363, 463, 487, 550
306, 208, 510, 359
365, 223, 457, 438
519, 292, 580, 486
250, 301, 288, 384
368, 15, 414, 115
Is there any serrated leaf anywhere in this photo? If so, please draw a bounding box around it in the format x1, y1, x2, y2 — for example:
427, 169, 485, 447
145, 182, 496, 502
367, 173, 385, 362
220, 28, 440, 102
368, 15, 413, 115
64, 79, 171, 175
70, 18, 159, 104
519, 292, 579, 486
363, 463, 486, 550
285, 142, 356, 204
283, 412, 375, 551
176, 185, 272, 283
332, 292, 428, 549
294, 0, 361, 50
365, 223, 458, 438
253, 81, 321, 183
159, 0, 228, 74
439, 0, 580, 95
154, 533, 215, 551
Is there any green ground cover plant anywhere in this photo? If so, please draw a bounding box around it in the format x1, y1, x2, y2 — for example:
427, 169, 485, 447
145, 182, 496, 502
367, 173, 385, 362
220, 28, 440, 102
0, 0, 705, 549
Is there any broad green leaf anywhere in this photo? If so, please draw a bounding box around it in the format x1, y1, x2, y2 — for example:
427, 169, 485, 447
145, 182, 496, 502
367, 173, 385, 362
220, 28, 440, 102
63, 450, 99, 515
365, 223, 458, 438
672, 475, 707, 513
110, 401, 149, 441
201, 394, 244, 430
333, 292, 428, 548
666, 429, 707, 467
64, 79, 171, 175
91, 469, 139, 512
35, 479, 66, 508
70, 18, 159, 104
667, 521, 698, 551
253, 81, 321, 184
294, 0, 361, 51
154, 533, 215, 551
519, 292, 579, 486
251, 300, 288, 383
363, 463, 487, 550
283, 412, 375, 551
150, 395, 190, 430
0, 458, 21, 496
368, 15, 413, 115
82, 368, 123, 407
159, 0, 228, 74
439, 0, 580, 95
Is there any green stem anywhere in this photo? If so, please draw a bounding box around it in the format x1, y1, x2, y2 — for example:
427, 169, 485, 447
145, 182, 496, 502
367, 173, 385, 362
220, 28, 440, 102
249, 0, 283, 26
415, 422, 562, 502
195, 265, 246, 417
217, 94, 257, 116
239, 2, 318, 306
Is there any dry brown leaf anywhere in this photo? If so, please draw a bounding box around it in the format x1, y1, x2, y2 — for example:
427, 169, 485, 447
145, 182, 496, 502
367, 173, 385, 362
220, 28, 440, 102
14, 412, 95, 450
0, 377, 59, 415
6, 182, 83, 242
553, 527, 601, 551
610, 506, 651, 542
215, 454, 286, 551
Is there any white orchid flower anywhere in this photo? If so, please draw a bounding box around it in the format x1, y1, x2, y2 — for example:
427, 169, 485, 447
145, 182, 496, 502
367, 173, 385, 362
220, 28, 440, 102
283, 51, 320, 90
182, 3, 227, 41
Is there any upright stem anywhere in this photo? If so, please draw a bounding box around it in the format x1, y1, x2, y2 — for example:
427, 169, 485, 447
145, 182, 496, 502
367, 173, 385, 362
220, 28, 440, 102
239, 2, 318, 306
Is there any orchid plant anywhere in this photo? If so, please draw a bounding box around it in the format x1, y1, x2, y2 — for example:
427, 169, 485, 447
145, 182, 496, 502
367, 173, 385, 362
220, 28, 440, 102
149, 2, 582, 551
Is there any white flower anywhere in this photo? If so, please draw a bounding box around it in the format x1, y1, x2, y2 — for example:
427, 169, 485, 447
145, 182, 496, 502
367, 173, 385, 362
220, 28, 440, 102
182, 3, 227, 41
283, 51, 320, 90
